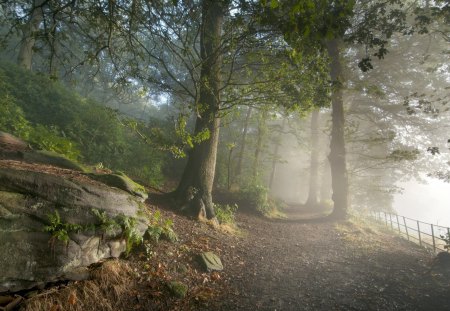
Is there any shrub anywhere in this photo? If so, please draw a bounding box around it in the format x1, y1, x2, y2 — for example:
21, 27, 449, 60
145, 210, 178, 243
214, 203, 238, 225
240, 183, 270, 214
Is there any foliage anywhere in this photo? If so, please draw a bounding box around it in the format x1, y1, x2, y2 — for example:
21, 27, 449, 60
240, 184, 271, 215
387, 149, 420, 161
44, 208, 146, 256
92, 209, 151, 256
214, 203, 238, 225
44, 211, 83, 245
145, 210, 178, 243
0, 61, 167, 186
91, 208, 121, 234
116, 214, 143, 256
27, 125, 81, 160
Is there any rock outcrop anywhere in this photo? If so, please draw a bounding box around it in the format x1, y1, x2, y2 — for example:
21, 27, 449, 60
0, 166, 148, 293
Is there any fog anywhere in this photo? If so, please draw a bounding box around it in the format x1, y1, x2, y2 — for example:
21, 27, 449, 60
394, 177, 450, 227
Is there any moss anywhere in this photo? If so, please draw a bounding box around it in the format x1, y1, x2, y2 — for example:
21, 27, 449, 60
167, 281, 188, 298
23, 150, 87, 172
85, 172, 147, 199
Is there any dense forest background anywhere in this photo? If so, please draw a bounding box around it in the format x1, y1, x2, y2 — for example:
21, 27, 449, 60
0, 0, 448, 219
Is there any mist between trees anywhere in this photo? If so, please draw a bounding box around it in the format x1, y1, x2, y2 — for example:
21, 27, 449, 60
0, 0, 448, 220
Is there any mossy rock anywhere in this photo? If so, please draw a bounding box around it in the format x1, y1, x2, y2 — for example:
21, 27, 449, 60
85, 172, 148, 201
199, 251, 223, 272
22, 150, 86, 172
167, 281, 188, 298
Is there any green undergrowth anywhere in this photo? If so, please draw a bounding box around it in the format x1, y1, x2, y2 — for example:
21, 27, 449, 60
44, 211, 84, 245
145, 209, 178, 243
43, 207, 177, 256
233, 184, 286, 218
214, 203, 238, 225
0, 61, 166, 187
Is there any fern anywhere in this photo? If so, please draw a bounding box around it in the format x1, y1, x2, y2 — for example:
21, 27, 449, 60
44, 211, 83, 245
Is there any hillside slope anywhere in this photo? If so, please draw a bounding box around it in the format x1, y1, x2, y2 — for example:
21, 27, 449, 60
18, 202, 450, 311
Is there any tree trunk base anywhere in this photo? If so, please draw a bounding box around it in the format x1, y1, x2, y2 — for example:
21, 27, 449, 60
169, 187, 219, 225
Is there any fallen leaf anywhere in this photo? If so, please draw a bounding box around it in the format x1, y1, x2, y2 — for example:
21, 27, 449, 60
68, 291, 77, 305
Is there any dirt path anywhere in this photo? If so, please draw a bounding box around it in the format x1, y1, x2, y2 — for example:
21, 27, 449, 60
209, 210, 450, 311
18, 205, 450, 311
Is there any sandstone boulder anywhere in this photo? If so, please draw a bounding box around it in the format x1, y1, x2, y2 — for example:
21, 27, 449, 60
0, 167, 147, 293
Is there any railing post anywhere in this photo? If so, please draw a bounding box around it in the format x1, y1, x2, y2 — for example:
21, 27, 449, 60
396, 214, 401, 233
431, 224, 436, 253
417, 221, 422, 246
447, 228, 450, 251
403, 217, 409, 241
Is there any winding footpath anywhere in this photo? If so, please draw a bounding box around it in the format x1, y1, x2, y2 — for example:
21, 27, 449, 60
211, 210, 450, 311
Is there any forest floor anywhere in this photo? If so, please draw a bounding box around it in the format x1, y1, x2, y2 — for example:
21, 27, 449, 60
18, 196, 450, 311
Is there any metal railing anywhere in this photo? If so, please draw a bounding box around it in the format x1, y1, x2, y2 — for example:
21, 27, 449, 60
371, 212, 450, 253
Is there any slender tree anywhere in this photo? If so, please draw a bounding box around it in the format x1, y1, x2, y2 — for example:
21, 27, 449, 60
305, 109, 320, 207
326, 39, 348, 219
234, 107, 252, 182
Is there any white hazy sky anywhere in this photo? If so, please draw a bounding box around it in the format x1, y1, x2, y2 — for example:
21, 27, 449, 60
393, 177, 450, 227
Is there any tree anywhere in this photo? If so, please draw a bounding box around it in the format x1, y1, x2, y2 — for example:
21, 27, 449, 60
325, 38, 348, 219
173, 0, 226, 220
305, 109, 320, 207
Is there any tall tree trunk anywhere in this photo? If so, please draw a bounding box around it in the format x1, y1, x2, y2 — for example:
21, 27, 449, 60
173, 0, 225, 220
234, 107, 252, 182
268, 118, 286, 191
326, 39, 348, 220
319, 159, 332, 202
17, 0, 45, 70
305, 109, 320, 207
253, 109, 267, 179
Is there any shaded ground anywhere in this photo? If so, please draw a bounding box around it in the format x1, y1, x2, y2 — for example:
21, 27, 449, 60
16, 198, 450, 311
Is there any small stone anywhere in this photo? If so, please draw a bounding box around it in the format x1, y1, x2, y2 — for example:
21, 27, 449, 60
167, 281, 188, 298
199, 252, 223, 272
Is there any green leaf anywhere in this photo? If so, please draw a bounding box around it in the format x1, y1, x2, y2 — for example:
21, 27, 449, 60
270, 0, 279, 9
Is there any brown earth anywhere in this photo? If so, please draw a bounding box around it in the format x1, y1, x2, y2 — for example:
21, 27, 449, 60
17, 198, 450, 311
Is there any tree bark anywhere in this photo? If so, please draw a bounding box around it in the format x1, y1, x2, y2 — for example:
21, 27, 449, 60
319, 159, 332, 202
173, 0, 225, 220
234, 107, 252, 182
268, 118, 286, 191
17, 0, 45, 70
326, 39, 349, 220
253, 109, 267, 179
305, 109, 320, 207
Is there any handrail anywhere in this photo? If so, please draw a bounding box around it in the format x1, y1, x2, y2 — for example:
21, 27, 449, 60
370, 211, 450, 254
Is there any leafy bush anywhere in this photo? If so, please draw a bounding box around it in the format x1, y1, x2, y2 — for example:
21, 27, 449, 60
214, 203, 238, 225
146, 210, 178, 243
116, 214, 143, 256
240, 183, 271, 214
27, 125, 81, 160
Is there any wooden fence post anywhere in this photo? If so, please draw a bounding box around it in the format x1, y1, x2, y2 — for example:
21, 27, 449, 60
403, 217, 409, 241
417, 221, 422, 246
431, 224, 436, 253
396, 214, 401, 233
